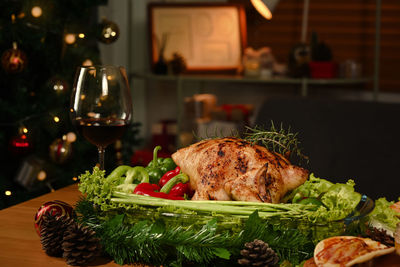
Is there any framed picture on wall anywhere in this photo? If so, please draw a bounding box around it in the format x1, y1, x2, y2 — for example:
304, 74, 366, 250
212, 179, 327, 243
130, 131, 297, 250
148, 3, 247, 74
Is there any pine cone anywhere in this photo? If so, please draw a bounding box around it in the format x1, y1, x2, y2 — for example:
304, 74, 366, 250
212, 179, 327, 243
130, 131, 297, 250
40, 214, 75, 257
238, 239, 279, 267
365, 226, 395, 247
62, 223, 101, 266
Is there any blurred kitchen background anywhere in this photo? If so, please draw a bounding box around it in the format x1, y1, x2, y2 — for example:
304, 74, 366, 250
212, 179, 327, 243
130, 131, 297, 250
1, 0, 399, 207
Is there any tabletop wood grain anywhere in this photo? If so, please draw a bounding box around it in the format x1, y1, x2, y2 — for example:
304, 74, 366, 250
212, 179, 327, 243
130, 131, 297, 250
0, 184, 146, 267
1, 183, 399, 266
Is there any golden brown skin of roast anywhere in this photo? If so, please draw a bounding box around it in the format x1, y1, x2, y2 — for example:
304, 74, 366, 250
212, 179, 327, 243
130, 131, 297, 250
171, 137, 309, 203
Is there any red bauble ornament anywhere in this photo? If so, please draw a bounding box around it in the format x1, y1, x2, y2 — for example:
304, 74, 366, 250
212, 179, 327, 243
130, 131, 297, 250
34, 200, 74, 236
49, 138, 73, 164
9, 134, 32, 157
1, 42, 28, 73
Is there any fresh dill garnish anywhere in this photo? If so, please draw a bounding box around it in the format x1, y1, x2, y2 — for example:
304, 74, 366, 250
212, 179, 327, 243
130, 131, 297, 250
243, 122, 308, 162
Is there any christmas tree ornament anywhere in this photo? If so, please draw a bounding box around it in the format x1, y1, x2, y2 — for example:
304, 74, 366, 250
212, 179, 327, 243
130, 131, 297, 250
40, 214, 75, 257
47, 76, 69, 93
14, 156, 47, 189
238, 239, 279, 266
62, 223, 101, 266
9, 134, 32, 157
1, 42, 28, 73
49, 138, 73, 164
34, 200, 74, 236
97, 18, 120, 44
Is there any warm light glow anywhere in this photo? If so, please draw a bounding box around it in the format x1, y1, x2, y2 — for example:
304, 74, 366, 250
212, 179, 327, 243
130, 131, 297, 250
78, 33, 85, 38
251, 0, 273, 20
72, 177, 78, 181
66, 132, 77, 143
19, 126, 28, 135
53, 116, 60, 122
87, 112, 97, 118
64, 34, 76, 44
5, 190, 11, 196
37, 170, 47, 181
103, 26, 117, 39
31, 6, 42, 18
82, 59, 93, 66
53, 83, 64, 91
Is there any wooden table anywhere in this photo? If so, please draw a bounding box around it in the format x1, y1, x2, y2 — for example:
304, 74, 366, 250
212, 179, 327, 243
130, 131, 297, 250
0, 184, 129, 266
1, 184, 399, 266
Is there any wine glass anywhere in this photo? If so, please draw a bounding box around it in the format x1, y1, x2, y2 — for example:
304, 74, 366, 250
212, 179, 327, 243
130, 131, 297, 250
70, 65, 133, 170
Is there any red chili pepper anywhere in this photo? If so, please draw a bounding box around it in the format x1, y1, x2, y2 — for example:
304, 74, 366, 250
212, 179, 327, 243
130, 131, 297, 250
159, 166, 180, 187
169, 182, 190, 197
133, 182, 184, 200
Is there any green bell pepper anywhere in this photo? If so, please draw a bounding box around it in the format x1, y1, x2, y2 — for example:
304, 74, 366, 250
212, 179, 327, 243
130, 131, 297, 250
158, 157, 176, 173
116, 166, 149, 193
106, 165, 131, 183
145, 146, 177, 184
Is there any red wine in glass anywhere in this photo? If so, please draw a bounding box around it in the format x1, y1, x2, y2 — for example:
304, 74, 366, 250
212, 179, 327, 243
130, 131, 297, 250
70, 65, 133, 170
75, 118, 128, 148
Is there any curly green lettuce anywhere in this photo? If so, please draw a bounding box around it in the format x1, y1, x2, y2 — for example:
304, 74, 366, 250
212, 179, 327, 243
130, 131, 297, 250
368, 197, 400, 234
78, 166, 123, 211
285, 173, 361, 222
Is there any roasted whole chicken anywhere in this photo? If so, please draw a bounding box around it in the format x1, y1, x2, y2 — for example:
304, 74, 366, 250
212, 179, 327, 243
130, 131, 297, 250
171, 137, 308, 203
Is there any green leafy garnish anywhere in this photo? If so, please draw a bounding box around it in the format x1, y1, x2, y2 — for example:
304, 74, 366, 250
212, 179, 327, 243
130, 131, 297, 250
243, 123, 308, 162
368, 197, 400, 233
76, 167, 364, 266
285, 174, 362, 222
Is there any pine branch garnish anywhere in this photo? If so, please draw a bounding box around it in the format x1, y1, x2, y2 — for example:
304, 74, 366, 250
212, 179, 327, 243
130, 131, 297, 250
75, 197, 314, 266
243, 122, 308, 162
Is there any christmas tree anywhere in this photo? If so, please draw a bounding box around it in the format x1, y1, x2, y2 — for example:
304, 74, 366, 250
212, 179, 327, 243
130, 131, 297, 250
0, 0, 141, 209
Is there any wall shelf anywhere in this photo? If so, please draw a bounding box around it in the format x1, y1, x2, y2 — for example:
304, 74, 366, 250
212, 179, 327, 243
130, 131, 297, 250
130, 71, 371, 146
130, 72, 370, 96
130, 72, 370, 85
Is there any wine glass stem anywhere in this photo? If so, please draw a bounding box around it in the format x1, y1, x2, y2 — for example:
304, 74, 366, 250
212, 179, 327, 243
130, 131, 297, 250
98, 146, 105, 170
